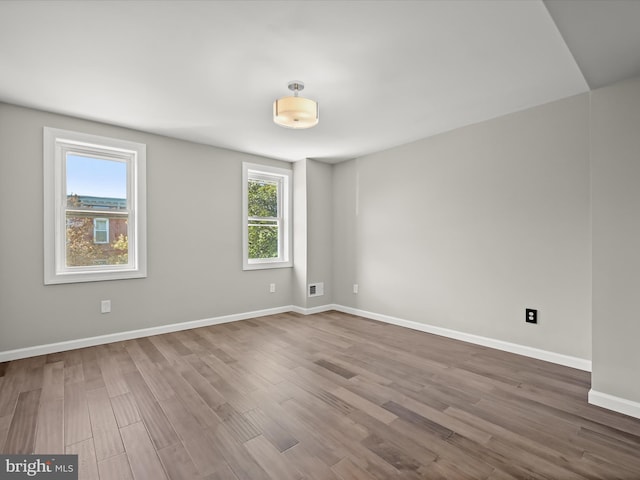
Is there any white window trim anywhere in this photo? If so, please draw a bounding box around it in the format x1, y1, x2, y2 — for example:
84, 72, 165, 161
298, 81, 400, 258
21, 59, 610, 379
242, 162, 292, 270
93, 218, 109, 244
44, 127, 147, 284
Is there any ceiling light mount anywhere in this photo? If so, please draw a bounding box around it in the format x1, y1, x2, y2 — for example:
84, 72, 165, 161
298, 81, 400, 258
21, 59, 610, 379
288, 81, 304, 95
273, 80, 318, 129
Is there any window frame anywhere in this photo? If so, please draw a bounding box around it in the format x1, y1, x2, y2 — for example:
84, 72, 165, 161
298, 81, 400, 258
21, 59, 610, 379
44, 127, 147, 284
242, 162, 292, 270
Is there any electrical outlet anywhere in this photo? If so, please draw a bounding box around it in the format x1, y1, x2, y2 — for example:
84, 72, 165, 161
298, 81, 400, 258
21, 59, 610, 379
269, 283, 276, 293
526, 308, 537, 324
353, 284, 359, 294
101, 300, 111, 314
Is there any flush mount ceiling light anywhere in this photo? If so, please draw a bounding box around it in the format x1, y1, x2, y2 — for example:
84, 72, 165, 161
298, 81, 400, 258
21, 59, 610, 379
273, 81, 318, 129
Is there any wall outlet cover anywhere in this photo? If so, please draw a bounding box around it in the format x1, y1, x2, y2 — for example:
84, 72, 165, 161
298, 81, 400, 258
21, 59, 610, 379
101, 300, 111, 314
526, 308, 537, 324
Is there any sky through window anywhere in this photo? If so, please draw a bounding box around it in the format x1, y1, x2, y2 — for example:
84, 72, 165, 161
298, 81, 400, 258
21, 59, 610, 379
66, 154, 127, 198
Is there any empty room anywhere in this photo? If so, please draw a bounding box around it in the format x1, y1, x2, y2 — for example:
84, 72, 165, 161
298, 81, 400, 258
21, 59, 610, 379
2, 1, 640, 479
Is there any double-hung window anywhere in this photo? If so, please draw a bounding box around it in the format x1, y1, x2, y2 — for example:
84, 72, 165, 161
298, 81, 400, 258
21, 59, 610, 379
93, 218, 109, 244
44, 127, 147, 284
242, 163, 292, 270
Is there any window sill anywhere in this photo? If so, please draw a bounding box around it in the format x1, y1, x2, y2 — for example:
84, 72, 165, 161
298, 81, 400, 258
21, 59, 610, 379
243, 261, 292, 271
45, 268, 147, 285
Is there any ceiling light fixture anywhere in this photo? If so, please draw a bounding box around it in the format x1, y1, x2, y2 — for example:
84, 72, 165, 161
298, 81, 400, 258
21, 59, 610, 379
273, 81, 318, 129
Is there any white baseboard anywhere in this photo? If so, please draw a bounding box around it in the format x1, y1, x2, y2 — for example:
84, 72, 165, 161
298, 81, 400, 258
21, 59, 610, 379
0, 305, 293, 362
290, 304, 335, 315
332, 304, 592, 372
0, 303, 591, 374
589, 389, 640, 420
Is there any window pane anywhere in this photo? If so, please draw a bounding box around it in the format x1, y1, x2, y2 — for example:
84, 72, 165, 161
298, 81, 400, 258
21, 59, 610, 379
66, 154, 127, 210
248, 179, 278, 217
248, 224, 279, 259
66, 214, 129, 266
65, 154, 129, 266
95, 230, 108, 243
93, 219, 109, 243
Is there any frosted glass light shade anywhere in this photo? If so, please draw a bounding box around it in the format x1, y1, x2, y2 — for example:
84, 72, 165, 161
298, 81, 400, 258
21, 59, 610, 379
273, 96, 319, 129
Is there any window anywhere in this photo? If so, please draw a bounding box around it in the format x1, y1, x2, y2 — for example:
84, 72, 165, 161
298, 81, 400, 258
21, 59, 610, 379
242, 162, 292, 270
44, 127, 147, 284
93, 218, 109, 244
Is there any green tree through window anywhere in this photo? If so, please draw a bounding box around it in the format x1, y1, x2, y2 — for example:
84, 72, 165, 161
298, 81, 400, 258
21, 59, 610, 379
247, 179, 279, 259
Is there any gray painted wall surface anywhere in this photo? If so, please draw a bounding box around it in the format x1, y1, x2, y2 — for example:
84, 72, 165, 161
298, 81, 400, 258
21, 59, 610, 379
306, 159, 333, 309
333, 94, 592, 360
292, 159, 308, 308
0, 103, 293, 351
332, 160, 359, 307
291, 159, 334, 309
591, 77, 640, 403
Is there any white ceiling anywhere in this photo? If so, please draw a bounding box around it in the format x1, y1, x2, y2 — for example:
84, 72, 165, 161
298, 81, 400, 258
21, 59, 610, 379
0, 1, 638, 163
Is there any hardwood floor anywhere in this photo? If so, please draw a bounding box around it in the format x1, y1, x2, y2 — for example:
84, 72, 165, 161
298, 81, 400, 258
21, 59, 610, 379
2, 311, 640, 479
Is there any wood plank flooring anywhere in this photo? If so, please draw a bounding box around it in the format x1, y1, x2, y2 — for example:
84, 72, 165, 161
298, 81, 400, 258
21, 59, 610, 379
2, 311, 640, 479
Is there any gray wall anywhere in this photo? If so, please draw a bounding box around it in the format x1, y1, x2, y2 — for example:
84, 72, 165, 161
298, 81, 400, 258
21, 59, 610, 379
306, 159, 333, 309
333, 94, 592, 360
292, 159, 308, 307
591, 76, 640, 403
332, 159, 359, 307
0, 103, 294, 351
291, 158, 334, 309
